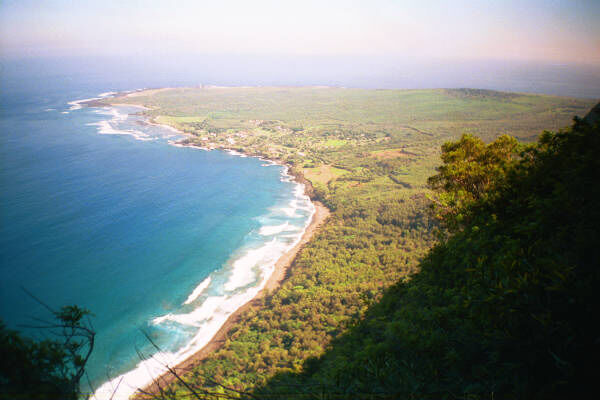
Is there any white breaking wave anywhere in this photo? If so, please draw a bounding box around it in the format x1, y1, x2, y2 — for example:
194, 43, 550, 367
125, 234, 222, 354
93, 107, 128, 121
257, 157, 277, 166
183, 277, 212, 305
293, 184, 305, 197
168, 141, 209, 150
94, 286, 266, 400
67, 97, 100, 111
86, 106, 162, 142
224, 238, 285, 291
278, 189, 311, 218
280, 207, 297, 217
226, 149, 247, 157
86, 121, 153, 141
153, 295, 226, 327
93, 141, 317, 400
259, 222, 299, 236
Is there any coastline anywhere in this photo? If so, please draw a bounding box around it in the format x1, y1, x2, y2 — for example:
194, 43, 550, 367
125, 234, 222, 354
110, 103, 151, 110
136, 200, 329, 398
84, 90, 331, 399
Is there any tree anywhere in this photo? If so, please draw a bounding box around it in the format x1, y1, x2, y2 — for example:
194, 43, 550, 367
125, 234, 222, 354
252, 114, 600, 399
0, 304, 94, 400
427, 133, 519, 231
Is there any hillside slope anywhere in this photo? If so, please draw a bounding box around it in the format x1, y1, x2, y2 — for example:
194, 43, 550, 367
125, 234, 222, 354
254, 110, 600, 399
110, 89, 596, 398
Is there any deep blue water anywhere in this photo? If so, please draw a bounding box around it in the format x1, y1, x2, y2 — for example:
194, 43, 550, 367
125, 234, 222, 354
1, 55, 597, 397
0, 59, 314, 396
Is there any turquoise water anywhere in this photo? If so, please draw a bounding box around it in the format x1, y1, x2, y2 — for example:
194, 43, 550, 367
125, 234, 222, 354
0, 62, 313, 397
2, 56, 596, 398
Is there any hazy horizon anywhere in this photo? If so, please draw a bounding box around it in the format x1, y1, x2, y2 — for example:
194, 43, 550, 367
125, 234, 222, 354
1, 1, 599, 98
2, 1, 599, 63
2, 54, 599, 99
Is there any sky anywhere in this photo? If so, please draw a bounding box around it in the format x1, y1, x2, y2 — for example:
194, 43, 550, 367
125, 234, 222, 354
1, 0, 599, 65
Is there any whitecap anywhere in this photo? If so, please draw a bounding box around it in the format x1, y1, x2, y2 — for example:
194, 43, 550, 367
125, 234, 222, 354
168, 141, 209, 150
86, 121, 152, 141
98, 91, 117, 98
152, 296, 226, 327
95, 288, 264, 399
183, 277, 212, 305
259, 222, 299, 236
280, 207, 297, 217
67, 97, 100, 111
224, 238, 285, 292
93, 139, 319, 400
225, 149, 247, 157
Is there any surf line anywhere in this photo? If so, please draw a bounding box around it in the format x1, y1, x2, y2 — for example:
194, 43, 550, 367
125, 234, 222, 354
86, 89, 328, 400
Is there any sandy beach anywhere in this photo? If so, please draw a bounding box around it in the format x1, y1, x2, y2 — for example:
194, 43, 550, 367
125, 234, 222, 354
78, 93, 331, 399
88, 91, 331, 398
135, 200, 330, 398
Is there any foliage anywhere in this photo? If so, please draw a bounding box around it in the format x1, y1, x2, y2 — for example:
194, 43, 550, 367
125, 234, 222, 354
427, 133, 520, 231
114, 88, 594, 399
4, 89, 595, 399
253, 116, 600, 399
0, 305, 94, 400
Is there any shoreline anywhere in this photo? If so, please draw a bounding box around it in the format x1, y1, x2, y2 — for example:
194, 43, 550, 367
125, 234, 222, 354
84, 91, 331, 399
136, 200, 329, 398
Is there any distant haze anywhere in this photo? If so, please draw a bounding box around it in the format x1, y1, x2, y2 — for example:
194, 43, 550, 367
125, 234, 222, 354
1, 1, 599, 98
2, 0, 599, 63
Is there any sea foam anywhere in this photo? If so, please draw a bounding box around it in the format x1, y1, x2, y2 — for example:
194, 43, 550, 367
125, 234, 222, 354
183, 276, 212, 305
86, 120, 153, 141
86, 106, 168, 142
259, 222, 299, 236
68, 97, 100, 111
94, 287, 265, 399
93, 107, 316, 400
224, 238, 286, 291
98, 91, 117, 98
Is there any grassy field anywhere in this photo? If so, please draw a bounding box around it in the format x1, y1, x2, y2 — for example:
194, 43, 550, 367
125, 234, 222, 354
112, 87, 593, 192
104, 87, 596, 397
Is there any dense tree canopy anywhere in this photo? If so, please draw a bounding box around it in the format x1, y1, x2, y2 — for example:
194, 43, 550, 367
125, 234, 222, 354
252, 116, 600, 399
4, 90, 595, 399
427, 134, 520, 231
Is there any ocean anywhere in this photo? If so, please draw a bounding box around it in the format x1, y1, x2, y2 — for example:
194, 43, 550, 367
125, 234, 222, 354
0, 55, 598, 399
0, 59, 314, 398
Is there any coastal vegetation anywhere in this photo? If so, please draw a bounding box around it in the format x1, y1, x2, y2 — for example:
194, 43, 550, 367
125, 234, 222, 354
253, 115, 600, 398
2, 88, 595, 399
0, 304, 94, 400
98, 88, 597, 398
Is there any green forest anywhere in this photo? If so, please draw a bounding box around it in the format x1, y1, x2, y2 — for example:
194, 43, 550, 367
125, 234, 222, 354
252, 113, 600, 399
123, 89, 596, 399
1, 89, 597, 399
